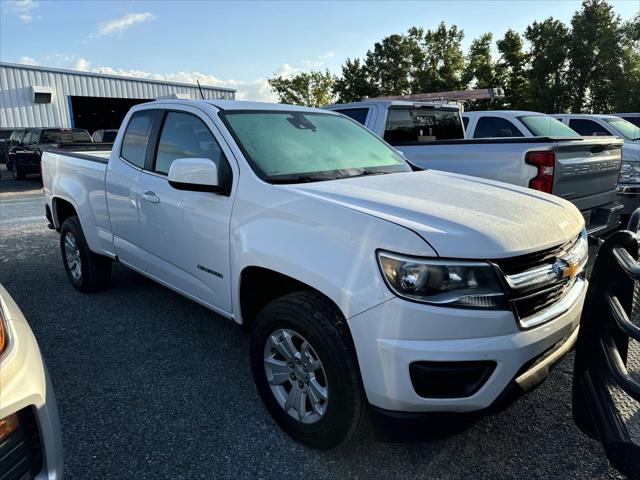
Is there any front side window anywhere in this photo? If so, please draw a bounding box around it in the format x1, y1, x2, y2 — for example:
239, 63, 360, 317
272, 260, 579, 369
384, 108, 464, 144
155, 111, 226, 175
222, 111, 410, 183
603, 117, 640, 140
568, 119, 609, 137
121, 111, 154, 168
473, 117, 524, 138
335, 108, 369, 126
519, 115, 580, 137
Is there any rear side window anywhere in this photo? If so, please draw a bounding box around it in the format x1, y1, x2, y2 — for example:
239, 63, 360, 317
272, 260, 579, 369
335, 108, 369, 126
384, 109, 464, 145
121, 111, 154, 168
568, 119, 609, 137
154, 111, 226, 176
473, 117, 524, 138
519, 115, 580, 137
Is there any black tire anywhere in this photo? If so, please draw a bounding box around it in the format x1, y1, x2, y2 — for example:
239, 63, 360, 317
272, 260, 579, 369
12, 163, 25, 180
250, 291, 366, 449
60, 216, 112, 292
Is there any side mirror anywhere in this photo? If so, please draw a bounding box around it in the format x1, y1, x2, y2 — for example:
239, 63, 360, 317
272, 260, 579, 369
168, 157, 222, 193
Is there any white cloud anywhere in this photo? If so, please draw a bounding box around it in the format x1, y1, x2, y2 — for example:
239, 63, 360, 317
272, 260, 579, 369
17, 56, 38, 65
303, 51, 335, 69
95, 12, 155, 37
6, 0, 39, 22
74, 58, 91, 71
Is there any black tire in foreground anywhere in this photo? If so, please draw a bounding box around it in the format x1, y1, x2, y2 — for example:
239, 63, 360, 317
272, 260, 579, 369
11, 163, 25, 180
60, 216, 112, 292
250, 291, 367, 449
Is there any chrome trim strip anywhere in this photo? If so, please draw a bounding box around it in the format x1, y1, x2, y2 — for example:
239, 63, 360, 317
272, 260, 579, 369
519, 277, 586, 329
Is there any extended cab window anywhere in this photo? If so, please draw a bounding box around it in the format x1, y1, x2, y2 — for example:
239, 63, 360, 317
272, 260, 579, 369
473, 117, 524, 138
335, 108, 369, 126
121, 111, 154, 168
155, 111, 227, 176
568, 119, 609, 137
384, 108, 463, 144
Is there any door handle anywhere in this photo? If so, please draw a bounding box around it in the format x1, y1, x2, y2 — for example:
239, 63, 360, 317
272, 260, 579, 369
142, 191, 160, 204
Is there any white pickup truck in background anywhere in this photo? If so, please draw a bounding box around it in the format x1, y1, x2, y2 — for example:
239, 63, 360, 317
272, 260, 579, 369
43, 99, 588, 449
325, 101, 624, 236
551, 113, 640, 221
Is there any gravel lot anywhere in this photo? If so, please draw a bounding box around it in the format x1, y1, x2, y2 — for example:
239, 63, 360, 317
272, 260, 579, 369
0, 166, 623, 479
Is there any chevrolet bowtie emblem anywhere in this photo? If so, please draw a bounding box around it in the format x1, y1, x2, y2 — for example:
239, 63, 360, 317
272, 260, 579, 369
553, 258, 578, 280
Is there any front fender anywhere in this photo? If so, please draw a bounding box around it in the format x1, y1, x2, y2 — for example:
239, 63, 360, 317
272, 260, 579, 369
230, 184, 435, 322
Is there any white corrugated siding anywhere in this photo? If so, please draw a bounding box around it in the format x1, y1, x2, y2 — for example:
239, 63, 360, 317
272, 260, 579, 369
0, 63, 235, 128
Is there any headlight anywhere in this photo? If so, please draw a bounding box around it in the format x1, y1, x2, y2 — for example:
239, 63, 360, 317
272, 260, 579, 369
619, 160, 640, 184
377, 252, 506, 308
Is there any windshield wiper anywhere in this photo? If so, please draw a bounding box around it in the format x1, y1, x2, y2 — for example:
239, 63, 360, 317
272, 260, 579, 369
266, 173, 335, 184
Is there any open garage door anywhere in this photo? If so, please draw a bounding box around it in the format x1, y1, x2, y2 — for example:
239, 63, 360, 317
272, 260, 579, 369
69, 96, 152, 133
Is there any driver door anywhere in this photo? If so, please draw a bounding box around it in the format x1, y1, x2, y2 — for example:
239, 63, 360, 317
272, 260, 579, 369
136, 106, 235, 314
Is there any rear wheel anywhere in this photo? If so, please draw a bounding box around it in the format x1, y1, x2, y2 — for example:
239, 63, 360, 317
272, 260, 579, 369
60, 216, 112, 292
250, 291, 366, 449
11, 163, 25, 180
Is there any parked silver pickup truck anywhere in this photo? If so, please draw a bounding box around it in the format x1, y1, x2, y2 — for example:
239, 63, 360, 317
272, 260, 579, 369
325, 101, 624, 236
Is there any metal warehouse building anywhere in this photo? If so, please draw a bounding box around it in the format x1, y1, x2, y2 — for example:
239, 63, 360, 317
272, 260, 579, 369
0, 62, 236, 132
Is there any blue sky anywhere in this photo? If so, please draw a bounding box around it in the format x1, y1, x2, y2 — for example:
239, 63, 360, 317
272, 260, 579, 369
1, 0, 638, 100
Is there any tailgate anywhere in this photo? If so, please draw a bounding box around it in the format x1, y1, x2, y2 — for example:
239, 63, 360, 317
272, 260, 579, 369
552, 137, 623, 211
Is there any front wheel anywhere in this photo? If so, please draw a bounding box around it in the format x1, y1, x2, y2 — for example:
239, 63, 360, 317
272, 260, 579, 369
250, 291, 367, 449
60, 216, 112, 292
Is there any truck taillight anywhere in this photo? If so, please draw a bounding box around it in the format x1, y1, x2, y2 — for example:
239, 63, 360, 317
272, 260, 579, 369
525, 151, 555, 193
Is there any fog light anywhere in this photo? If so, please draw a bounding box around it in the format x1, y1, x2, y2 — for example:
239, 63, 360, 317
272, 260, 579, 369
0, 413, 19, 441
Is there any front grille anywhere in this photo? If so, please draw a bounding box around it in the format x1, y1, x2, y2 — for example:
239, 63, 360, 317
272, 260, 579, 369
495, 237, 575, 276
493, 234, 584, 326
0, 408, 43, 480
511, 280, 575, 320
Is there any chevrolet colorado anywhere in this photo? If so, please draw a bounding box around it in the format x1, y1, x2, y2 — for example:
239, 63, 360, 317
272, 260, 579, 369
325, 101, 624, 235
42, 100, 588, 449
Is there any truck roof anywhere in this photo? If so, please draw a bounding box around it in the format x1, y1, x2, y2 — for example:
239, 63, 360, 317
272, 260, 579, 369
462, 110, 546, 118
151, 99, 335, 114
551, 113, 624, 120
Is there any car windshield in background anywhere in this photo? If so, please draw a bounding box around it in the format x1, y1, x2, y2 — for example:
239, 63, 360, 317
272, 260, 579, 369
221, 111, 410, 183
384, 108, 463, 144
101, 131, 118, 142
519, 115, 581, 137
42, 129, 92, 144
0, 131, 12, 140
603, 117, 640, 140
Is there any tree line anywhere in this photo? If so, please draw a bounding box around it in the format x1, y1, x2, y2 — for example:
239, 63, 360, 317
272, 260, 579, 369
268, 0, 639, 113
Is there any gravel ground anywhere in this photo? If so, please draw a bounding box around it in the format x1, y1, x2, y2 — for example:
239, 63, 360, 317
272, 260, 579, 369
0, 166, 623, 479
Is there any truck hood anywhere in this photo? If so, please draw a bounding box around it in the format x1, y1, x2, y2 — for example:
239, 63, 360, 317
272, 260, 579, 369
290, 170, 584, 259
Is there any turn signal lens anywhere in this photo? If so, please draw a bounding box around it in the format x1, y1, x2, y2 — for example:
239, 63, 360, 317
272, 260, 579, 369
0, 313, 5, 355
0, 414, 19, 441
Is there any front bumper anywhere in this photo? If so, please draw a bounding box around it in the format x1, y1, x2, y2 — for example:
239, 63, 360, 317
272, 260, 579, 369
582, 201, 623, 236
617, 185, 640, 216
347, 278, 586, 413
0, 286, 63, 480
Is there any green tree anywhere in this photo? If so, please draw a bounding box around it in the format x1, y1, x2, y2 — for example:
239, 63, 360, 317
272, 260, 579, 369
525, 18, 571, 113
615, 13, 640, 111
364, 34, 414, 96
461, 33, 495, 110
333, 58, 378, 102
568, 0, 625, 112
414, 22, 466, 92
268, 70, 336, 107
495, 29, 527, 109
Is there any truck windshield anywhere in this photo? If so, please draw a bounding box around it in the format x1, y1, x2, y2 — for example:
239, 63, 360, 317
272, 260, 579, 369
603, 117, 640, 140
519, 115, 580, 137
221, 111, 410, 183
384, 108, 464, 145
42, 129, 92, 144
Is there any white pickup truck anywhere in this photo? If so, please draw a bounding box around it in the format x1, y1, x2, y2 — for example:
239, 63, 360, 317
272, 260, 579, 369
42, 100, 588, 449
325, 101, 624, 236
